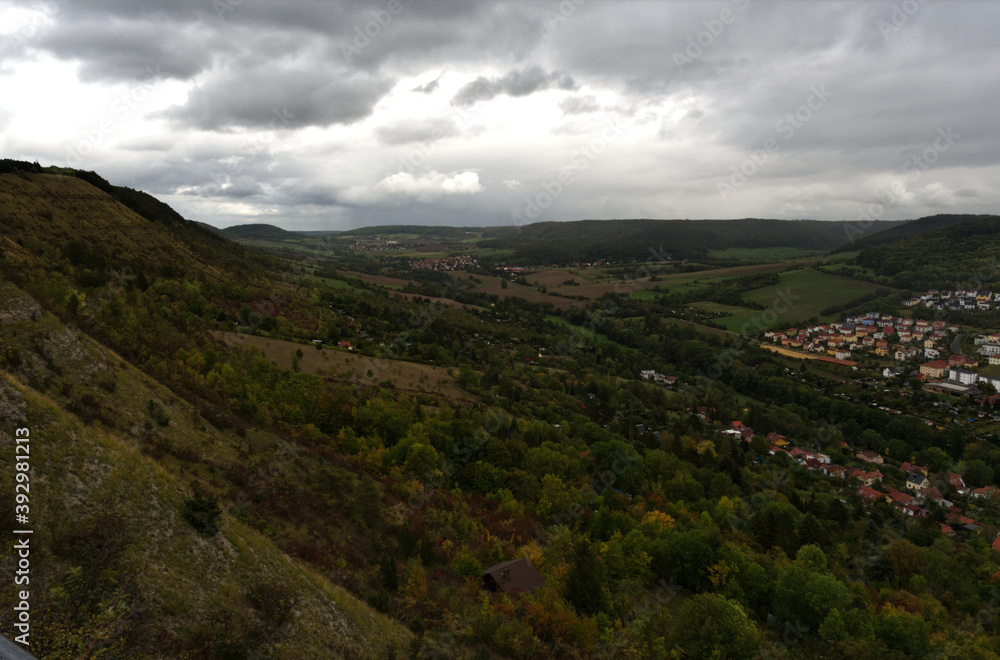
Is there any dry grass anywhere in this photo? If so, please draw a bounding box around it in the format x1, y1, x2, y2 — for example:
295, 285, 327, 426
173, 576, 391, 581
212, 331, 475, 402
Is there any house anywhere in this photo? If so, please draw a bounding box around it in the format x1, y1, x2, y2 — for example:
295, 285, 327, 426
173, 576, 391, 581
766, 431, 789, 446
919, 360, 951, 379
906, 473, 931, 491
822, 465, 847, 479
882, 366, 903, 378
903, 504, 929, 518
980, 343, 1000, 357
949, 473, 970, 496
971, 487, 994, 500
856, 450, 884, 465
941, 523, 956, 537
481, 558, 545, 594
900, 462, 928, 476
850, 469, 883, 486
993, 535, 1000, 553
920, 486, 951, 508
948, 512, 976, 526
885, 487, 913, 506
731, 421, 754, 441
857, 486, 883, 502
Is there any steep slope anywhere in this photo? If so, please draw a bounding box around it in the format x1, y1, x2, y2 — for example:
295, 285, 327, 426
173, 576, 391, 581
0, 281, 411, 657
0, 171, 231, 281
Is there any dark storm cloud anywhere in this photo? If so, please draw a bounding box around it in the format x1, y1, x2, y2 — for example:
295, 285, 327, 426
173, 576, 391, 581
3, 0, 999, 229
34, 18, 216, 82
159, 66, 394, 130
451, 65, 578, 107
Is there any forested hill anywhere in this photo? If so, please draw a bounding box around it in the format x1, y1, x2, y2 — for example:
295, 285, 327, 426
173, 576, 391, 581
479, 218, 904, 263
221, 223, 302, 241
838, 214, 999, 254
856, 214, 1000, 290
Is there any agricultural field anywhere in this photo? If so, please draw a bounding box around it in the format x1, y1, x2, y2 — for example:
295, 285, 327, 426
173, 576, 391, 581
688, 268, 890, 332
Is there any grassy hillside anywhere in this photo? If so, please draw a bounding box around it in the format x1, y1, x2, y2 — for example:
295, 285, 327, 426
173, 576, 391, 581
0, 171, 248, 282
0, 281, 410, 657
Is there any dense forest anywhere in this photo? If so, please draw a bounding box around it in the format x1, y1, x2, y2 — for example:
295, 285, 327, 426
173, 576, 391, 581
478, 218, 904, 264
855, 215, 1000, 290
2, 165, 1000, 658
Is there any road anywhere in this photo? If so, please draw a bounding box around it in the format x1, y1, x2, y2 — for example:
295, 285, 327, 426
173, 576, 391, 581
952, 332, 963, 357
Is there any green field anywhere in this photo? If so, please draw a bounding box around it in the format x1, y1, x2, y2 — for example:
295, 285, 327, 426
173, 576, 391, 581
690, 268, 890, 332
544, 314, 635, 351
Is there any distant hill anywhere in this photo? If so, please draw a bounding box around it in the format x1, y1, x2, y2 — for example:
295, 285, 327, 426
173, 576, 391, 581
834, 214, 998, 253
478, 218, 905, 264
193, 220, 224, 234
334, 225, 481, 239
222, 223, 302, 241
855, 214, 1000, 290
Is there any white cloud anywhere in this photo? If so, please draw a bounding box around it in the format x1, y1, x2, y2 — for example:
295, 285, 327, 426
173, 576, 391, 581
345, 170, 483, 204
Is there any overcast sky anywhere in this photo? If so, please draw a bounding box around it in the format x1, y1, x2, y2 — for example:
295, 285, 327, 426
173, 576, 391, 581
1, 0, 997, 231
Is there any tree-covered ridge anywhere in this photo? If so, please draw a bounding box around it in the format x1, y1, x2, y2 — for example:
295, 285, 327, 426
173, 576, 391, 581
479, 218, 904, 264
2, 167, 1000, 658
221, 223, 303, 241
855, 215, 1000, 290
839, 213, 1000, 253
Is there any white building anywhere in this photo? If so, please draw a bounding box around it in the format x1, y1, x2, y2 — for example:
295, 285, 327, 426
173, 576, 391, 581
950, 369, 979, 386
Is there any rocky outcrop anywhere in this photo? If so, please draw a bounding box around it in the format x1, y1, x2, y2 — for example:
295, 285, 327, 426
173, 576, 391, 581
0, 282, 43, 324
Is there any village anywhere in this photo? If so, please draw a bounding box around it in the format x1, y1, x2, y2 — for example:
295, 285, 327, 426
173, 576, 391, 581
408, 255, 479, 271
764, 305, 1000, 397
720, 420, 1000, 551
